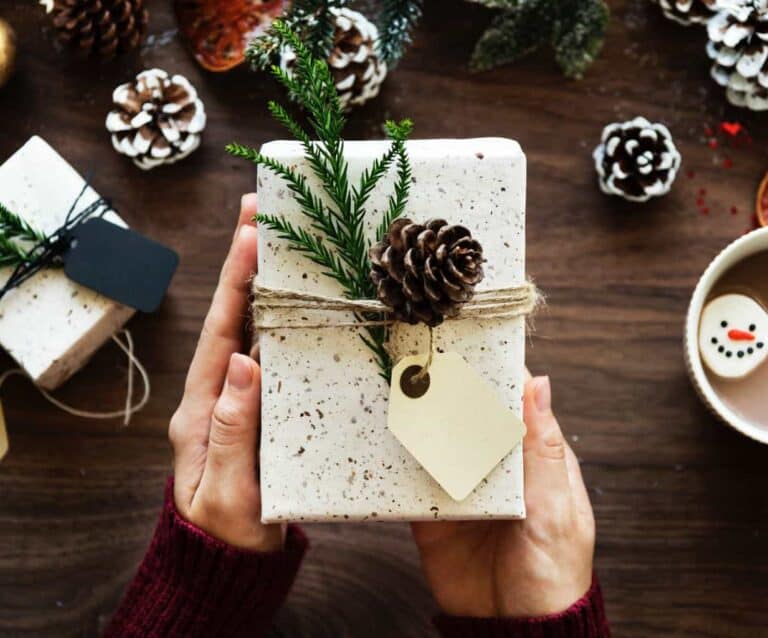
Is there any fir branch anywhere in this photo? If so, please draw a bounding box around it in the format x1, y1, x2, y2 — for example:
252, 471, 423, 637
377, 0, 423, 66
0, 202, 45, 268
228, 20, 414, 381
468, 0, 608, 77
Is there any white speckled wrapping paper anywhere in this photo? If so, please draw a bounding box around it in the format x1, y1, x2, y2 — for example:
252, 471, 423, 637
257, 138, 526, 522
0, 136, 134, 390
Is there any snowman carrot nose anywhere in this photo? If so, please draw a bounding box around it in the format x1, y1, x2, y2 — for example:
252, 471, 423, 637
727, 329, 755, 341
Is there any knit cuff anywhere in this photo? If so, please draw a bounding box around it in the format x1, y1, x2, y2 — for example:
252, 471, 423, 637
433, 576, 610, 638
105, 478, 308, 638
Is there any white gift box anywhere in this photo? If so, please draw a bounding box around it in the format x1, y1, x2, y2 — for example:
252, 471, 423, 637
257, 138, 527, 522
0, 136, 134, 390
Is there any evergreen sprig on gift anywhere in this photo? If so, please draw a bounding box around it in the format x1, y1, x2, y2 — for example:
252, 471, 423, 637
246, 0, 422, 70
0, 202, 45, 268
468, 0, 609, 78
227, 21, 413, 380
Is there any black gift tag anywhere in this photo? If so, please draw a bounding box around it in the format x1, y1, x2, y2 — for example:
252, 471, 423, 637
64, 218, 178, 312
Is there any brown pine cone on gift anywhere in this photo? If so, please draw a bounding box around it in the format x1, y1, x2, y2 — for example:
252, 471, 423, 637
106, 68, 206, 170
370, 218, 485, 327
280, 7, 388, 111
48, 0, 149, 59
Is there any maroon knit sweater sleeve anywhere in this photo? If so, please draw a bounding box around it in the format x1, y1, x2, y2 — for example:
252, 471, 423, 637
104, 480, 307, 638
434, 576, 611, 638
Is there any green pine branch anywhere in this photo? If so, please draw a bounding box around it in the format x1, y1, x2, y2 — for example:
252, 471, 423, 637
377, 0, 423, 66
0, 202, 45, 268
469, 0, 609, 78
227, 20, 414, 381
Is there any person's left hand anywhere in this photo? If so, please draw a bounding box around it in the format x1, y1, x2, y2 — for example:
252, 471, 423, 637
168, 193, 283, 552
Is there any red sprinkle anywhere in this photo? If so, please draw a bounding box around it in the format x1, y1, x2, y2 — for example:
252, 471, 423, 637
723, 158, 733, 169
687, 170, 696, 179
708, 139, 718, 149
730, 206, 739, 215
701, 207, 709, 215
720, 121, 742, 136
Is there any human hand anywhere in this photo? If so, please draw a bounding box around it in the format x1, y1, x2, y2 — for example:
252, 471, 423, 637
411, 374, 595, 618
168, 194, 283, 552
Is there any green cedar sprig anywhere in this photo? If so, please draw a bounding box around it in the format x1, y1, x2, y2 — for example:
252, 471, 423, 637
0, 202, 45, 268
227, 20, 414, 380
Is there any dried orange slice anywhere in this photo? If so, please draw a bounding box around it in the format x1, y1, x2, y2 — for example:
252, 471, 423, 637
175, 0, 288, 72
756, 172, 768, 227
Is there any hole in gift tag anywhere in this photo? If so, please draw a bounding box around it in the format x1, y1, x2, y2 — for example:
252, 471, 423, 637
400, 365, 430, 399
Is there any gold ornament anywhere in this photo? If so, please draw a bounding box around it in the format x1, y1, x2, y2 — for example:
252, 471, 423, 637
0, 19, 16, 89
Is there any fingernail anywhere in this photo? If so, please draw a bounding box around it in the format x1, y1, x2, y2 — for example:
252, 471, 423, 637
227, 353, 253, 390
241, 193, 258, 210
533, 376, 551, 412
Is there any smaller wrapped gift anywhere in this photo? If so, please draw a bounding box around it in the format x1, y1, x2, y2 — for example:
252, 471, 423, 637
256, 138, 529, 522
0, 136, 135, 390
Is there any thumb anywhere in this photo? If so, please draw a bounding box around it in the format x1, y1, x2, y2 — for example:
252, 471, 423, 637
522, 376, 571, 509
205, 353, 261, 485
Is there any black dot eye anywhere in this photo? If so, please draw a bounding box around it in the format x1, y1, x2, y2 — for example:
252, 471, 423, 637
721, 320, 728, 328
749, 324, 756, 332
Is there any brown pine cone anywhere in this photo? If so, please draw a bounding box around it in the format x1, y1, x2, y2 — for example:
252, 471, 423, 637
370, 218, 485, 327
50, 0, 149, 59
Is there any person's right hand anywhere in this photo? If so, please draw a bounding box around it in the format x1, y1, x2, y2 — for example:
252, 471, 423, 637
168, 194, 283, 553
411, 374, 595, 618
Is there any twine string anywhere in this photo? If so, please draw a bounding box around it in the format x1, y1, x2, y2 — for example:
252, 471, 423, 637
0, 329, 150, 426
252, 280, 542, 382
0, 177, 113, 302
413, 325, 434, 383
251, 281, 541, 329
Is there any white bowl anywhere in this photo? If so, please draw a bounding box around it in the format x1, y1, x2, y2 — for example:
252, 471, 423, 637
685, 227, 768, 444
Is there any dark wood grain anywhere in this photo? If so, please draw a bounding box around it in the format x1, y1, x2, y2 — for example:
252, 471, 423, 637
1, 1, 767, 636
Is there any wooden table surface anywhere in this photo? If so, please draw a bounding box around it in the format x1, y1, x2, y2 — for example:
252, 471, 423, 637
1, 1, 767, 636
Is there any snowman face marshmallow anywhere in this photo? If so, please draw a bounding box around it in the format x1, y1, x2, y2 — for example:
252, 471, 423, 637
699, 293, 768, 379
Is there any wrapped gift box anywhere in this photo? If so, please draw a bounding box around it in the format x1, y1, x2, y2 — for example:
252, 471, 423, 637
0, 136, 135, 390
257, 138, 527, 522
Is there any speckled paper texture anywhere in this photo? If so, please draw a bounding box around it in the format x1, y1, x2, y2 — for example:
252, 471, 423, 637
0, 137, 134, 390
257, 138, 526, 522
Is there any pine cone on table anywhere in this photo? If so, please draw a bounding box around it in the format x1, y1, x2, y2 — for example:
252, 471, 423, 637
707, 0, 768, 110
280, 7, 388, 111
370, 218, 485, 327
105, 68, 206, 170
593, 116, 681, 202
656, 0, 716, 25
49, 0, 149, 59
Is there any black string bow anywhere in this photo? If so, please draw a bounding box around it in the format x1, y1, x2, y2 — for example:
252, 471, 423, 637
0, 179, 113, 302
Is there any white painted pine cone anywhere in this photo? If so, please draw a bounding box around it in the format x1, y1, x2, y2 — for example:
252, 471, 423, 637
656, 0, 716, 25
593, 116, 681, 203
707, 0, 768, 110
279, 7, 388, 111
105, 68, 206, 170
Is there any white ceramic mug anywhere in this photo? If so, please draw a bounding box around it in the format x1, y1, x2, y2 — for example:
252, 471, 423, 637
685, 227, 768, 444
